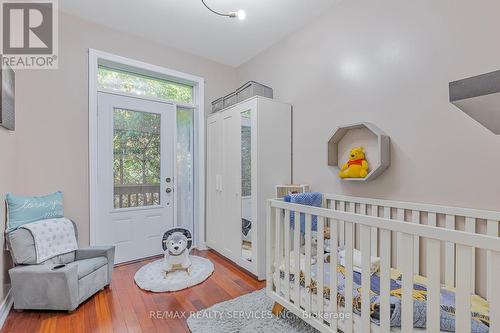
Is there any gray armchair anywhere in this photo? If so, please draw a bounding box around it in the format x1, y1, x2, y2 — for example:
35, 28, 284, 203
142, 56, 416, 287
6, 221, 115, 311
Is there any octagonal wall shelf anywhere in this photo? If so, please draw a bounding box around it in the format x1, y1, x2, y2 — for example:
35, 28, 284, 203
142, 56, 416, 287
328, 122, 390, 181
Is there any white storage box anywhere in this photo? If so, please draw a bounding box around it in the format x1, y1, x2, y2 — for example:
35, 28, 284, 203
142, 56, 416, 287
211, 97, 224, 113
223, 92, 238, 108
237, 81, 273, 103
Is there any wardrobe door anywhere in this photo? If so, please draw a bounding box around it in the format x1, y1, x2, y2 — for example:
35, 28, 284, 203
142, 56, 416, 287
206, 114, 221, 249
239, 108, 254, 263
221, 109, 241, 258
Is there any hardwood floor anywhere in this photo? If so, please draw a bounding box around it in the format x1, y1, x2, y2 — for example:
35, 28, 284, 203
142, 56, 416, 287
1, 250, 265, 333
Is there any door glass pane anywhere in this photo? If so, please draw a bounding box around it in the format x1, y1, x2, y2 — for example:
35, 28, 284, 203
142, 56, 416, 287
113, 108, 161, 208
98, 66, 193, 104
241, 110, 252, 261
176, 107, 194, 230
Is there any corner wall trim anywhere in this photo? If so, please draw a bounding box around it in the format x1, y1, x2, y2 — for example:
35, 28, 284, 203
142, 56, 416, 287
0, 289, 13, 329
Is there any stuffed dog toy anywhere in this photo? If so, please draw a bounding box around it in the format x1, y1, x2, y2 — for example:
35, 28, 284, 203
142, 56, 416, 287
161, 227, 193, 277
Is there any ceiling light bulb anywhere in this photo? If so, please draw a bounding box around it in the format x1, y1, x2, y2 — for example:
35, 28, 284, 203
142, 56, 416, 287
201, 0, 245, 20
237, 10, 246, 20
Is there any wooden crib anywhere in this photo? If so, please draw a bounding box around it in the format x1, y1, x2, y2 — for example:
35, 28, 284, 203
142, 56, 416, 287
266, 194, 500, 333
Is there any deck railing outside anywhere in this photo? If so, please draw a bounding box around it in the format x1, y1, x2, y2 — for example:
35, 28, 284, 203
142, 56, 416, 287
113, 184, 160, 208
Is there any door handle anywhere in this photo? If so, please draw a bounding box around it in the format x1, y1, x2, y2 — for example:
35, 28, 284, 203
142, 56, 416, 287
166, 177, 173, 194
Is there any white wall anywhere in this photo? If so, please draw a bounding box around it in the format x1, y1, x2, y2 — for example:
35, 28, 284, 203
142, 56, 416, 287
237, 0, 500, 211
0, 129, 16, 307
236, 0, 500, 297
13, 11, 237, 246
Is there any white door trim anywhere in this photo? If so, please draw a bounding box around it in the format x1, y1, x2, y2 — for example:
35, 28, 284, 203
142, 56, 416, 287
88, 49, 206, 250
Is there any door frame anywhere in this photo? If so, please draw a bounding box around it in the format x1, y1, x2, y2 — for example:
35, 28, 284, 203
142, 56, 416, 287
88, 49, 206, 250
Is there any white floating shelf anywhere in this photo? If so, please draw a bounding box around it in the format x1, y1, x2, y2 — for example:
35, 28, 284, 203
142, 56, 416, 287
327, 122, 390, 181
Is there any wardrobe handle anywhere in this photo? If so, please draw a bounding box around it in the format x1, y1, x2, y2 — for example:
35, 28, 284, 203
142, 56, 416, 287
216, 175, 223, 192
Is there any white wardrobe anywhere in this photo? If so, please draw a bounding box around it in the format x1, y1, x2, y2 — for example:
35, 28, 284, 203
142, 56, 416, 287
206, 96, 291, 279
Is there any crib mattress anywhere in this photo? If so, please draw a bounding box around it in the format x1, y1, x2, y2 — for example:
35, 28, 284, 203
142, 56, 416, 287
273, 263, 490, 333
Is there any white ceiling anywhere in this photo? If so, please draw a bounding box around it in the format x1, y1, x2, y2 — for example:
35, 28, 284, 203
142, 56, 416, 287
60, 0, 337, 67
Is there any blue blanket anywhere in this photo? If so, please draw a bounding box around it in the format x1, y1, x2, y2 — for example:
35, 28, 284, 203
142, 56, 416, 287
284, 192, 322, 233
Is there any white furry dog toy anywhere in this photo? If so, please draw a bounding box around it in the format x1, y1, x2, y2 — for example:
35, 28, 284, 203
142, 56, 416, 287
161, 227, 193, 277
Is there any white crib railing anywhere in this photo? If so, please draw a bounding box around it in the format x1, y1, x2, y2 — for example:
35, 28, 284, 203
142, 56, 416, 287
267, 197, 500, 333
324, 194, 500, 297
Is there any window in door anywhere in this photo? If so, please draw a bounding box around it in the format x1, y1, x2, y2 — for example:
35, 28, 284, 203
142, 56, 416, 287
113, 108, 161, 209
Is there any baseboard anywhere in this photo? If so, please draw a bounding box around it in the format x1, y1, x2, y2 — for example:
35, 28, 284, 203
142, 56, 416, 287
0, 289, 13, 329
195, 242, 208, 251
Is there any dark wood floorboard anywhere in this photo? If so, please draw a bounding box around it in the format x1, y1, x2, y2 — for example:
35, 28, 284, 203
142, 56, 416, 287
1, 250, 265, 333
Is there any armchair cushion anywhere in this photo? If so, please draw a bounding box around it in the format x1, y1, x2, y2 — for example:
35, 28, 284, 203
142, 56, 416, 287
76, 257, 107, 279
76, 246, 115, 284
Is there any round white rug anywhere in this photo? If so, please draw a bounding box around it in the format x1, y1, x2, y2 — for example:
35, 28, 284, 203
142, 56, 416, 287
134, 255, 214, 292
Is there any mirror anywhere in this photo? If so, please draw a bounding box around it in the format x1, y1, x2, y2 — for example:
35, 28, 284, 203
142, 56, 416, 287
241, 110, 252, 261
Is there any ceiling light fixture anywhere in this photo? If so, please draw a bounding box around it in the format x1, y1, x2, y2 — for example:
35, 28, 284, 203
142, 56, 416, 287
201, 0, 246, 20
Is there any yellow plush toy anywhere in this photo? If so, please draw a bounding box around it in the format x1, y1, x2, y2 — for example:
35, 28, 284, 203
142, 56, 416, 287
338, 146, 369, 178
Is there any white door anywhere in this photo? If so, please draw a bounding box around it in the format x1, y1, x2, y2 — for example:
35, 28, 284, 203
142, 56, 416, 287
96, 92, 175, 264
221, 110, 241, 258
206, 114, 221, 249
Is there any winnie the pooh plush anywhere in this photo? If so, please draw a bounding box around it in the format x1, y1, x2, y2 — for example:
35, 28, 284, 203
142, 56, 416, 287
338, 146, 369, 178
